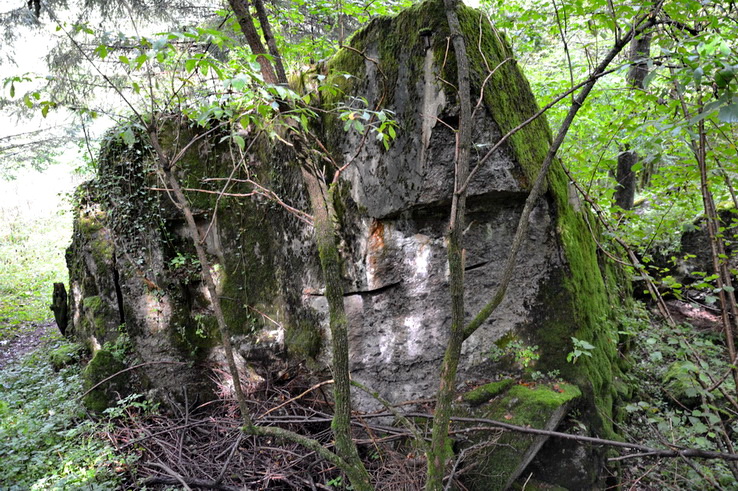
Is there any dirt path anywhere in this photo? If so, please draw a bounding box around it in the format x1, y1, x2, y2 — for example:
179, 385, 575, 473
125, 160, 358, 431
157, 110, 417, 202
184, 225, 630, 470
0, 320, 59, 370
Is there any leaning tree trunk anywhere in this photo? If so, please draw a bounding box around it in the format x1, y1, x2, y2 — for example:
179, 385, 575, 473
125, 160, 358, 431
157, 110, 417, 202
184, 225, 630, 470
226, 2, 370, 485
147, 122, 254, 427
228, 0, 278, 84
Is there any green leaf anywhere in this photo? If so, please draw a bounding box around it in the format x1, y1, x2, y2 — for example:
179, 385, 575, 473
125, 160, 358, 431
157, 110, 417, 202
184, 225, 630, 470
642, 70, 658, 89
121, 128, 136, 146
94, 45, 108, 59
718, 102, 738, 123
232, 134, 245, 150
135, 54, 148, 69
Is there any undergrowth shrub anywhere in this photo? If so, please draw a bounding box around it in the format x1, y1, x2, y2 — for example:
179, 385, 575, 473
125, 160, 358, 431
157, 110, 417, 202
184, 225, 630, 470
619, 308, 738, 489
0, 339, 126, 489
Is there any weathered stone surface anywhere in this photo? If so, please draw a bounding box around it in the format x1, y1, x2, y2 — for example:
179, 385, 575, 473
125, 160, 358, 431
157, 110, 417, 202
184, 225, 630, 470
65, 0, 628, 485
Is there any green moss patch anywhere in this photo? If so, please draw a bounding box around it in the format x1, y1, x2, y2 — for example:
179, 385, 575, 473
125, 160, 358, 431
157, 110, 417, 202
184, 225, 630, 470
48, 343, 82, 370
461, 383, 581, 491
81, 349, 129, 412
463, 378, 515, 406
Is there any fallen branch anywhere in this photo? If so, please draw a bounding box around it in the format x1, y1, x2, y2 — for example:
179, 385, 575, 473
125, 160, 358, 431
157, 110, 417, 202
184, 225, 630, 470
397, 412, 738, 462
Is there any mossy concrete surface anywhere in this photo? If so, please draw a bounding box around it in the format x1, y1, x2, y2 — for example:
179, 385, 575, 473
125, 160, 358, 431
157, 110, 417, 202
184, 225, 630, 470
462, 378, 515, 406
460, 383, 582, 490
81, 349, 129, 412
64, 2, 630, 484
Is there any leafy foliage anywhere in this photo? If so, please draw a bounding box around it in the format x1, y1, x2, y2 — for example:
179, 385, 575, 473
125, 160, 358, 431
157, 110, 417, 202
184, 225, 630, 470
0, 341, 125, 489
485, 0, 738, 266
619, 309, 738, 488
567, 336, 595, 364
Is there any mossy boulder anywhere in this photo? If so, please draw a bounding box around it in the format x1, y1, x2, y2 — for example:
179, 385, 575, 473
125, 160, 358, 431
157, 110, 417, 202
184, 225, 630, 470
81, 349, 129, 412
48, 342, 82, 370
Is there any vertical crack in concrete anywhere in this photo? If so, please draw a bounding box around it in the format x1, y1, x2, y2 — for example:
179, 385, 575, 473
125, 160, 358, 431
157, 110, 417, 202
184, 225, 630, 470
112, 255, 126, 326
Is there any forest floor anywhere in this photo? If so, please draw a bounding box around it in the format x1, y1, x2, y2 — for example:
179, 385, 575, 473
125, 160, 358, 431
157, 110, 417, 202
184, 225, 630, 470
0, 320, 58, 370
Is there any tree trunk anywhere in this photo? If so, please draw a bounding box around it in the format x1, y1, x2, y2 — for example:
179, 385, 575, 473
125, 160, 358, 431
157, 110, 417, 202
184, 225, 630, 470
226, 2, 368, 484
228, 0, 278, 84
615, 31, 653, 209
301, 167, 373, 491
148, 122, 254, 427
427, 0, 472, 488
614, 149, 637, 210
251, 0, 288, 84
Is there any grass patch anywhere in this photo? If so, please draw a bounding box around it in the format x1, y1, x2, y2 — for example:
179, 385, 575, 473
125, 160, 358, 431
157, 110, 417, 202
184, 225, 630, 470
0, 164, 122, 488
0, 164, 79, 339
